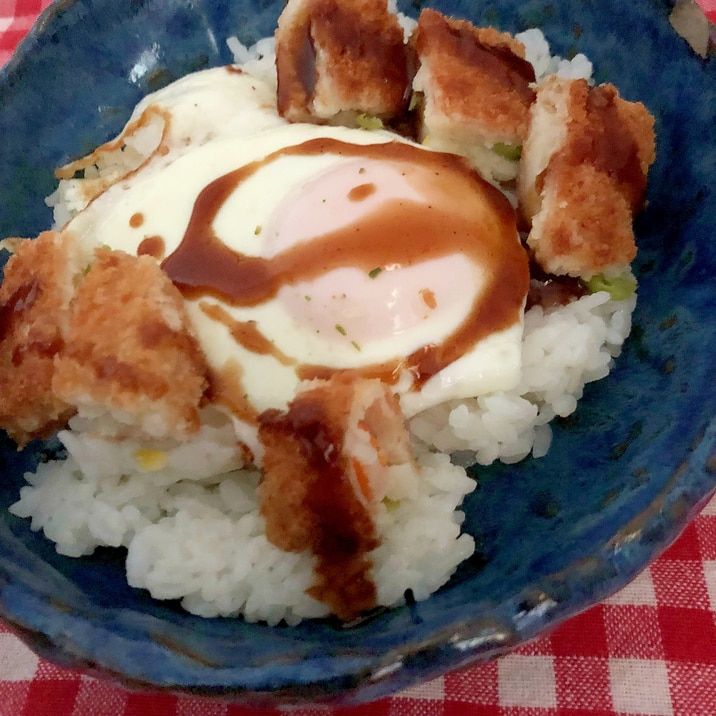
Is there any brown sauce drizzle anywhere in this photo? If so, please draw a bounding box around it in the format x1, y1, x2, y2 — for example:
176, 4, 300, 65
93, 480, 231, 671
137, 236, 166, 259
259, 394, 379, 620
11, 335, 65, 367
161, 137, 528, 390
198, 301, 295, 366
526, 276, 587, 311
205, 360, 258, 425
420, 287, 437, 310
525, 260, 587, 310
138, 320, 175, 349
296, 360, 400, 386
277, 21, 317, 115
348, 182, 376, 202
0, 280, 40, 342
429, 16, 536, 103
277, 1, 410, 118
586, 86, 646, 210
545, 84, 646, 211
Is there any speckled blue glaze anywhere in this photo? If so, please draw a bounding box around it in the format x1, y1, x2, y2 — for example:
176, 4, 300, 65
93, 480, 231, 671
0, 0, 714, 706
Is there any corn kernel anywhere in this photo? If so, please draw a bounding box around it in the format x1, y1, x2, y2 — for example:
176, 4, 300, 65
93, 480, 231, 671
134, 448, 168, 472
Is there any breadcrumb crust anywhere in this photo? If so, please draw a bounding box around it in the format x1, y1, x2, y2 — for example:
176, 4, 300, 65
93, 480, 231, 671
413, 9, 535, 147
0, 232, 82, 445
519, 77, 656, 277
53, 249, 209, 439
258, 375, 413, 620
276, 0, 411, 123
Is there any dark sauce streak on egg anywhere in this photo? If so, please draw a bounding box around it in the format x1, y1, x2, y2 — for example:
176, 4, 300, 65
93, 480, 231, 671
297, 361, 401, 386
161, 137, 529, 389
420, 287, 437, 310
205, 359, 258, 425
348, 183, 377, 202
137, 236, 166, 260
198, 301, 295, 366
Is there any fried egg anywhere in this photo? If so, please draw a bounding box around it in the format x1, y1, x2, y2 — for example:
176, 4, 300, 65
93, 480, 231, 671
64, 66, 529, 457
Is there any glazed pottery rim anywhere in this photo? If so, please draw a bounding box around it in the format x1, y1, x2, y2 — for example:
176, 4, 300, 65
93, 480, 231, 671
0, 0, 714, 705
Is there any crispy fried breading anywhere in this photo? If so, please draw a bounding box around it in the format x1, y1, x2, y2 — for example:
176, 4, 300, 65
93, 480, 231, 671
530, 164, 637, 277
53, 249, 208, 440
258, 375, 413, 620
413, 9, 536, 150
518, 77, 656, 278
275, 0, 411, 124
0, 232, 82, 446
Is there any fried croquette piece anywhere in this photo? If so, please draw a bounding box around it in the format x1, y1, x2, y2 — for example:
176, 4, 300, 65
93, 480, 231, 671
275, 0, 412, 124
412, 9, 536, 181
53, 249, 208, 440
518, 77, 656, 278
258, 375, 413, 621
0, 232, 84, 446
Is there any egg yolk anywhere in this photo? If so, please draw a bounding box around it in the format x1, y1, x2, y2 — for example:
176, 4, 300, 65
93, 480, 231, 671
264, 157, 481, 351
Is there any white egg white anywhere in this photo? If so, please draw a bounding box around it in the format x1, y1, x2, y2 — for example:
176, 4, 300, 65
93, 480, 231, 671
64, 66, 524, 450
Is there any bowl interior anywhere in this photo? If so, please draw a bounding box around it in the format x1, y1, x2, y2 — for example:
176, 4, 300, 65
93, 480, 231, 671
0, 0, 714, 705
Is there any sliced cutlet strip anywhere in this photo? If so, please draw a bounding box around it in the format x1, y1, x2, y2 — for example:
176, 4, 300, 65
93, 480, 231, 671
0, 232, 85, 446
412, 8, 536, 182
275, 0, 411, 124
53, 249, 209, 440
258, 374, 415, 621
518, 77, 656, 278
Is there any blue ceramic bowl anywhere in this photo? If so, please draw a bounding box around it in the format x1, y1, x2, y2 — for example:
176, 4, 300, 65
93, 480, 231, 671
0, 0, 714, 706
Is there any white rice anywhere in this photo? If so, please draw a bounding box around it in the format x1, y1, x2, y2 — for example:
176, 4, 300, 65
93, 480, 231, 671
225, 36, 278, 90
11, 424, 475, 625
516, 28, 593, 83
410, 290, 635, 466
10, 25, 634, 624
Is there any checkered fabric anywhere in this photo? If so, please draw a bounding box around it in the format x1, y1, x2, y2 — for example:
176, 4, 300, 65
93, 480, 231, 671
698, 0, 716, 23
1, 3, 715, 715
1, 500, 714, 716
0, 0, 53, 66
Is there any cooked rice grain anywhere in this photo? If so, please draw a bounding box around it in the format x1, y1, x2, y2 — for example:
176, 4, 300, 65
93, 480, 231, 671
409, 290, 635, 465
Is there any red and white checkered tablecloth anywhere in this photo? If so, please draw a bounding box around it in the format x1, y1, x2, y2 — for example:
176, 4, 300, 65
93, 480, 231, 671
0, 0, 48, 67
1, 502, 716, 716
1, 1, 715, 714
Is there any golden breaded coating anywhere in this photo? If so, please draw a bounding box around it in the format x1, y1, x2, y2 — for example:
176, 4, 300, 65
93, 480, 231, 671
530, 163, 637, 277
53, 250, 208, 440
0, 232, 81, 446
258, 375, 413, 621
412, 9, 536, 157
518, 78, 656, 278
275, 0, 411, 124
